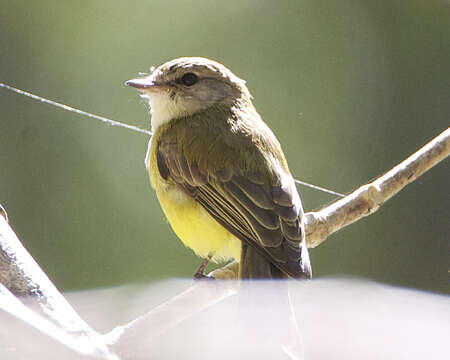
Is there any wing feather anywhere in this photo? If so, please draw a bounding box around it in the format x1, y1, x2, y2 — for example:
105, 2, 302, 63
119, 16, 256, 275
156, 124, 311, 279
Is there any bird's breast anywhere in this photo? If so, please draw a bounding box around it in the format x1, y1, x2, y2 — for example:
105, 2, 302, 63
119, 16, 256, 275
146, 137, 241, 263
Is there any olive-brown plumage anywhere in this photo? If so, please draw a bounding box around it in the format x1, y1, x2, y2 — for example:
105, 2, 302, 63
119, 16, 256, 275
126, 57, 311, 279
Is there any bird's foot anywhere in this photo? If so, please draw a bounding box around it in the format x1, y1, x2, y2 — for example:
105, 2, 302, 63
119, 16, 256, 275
193, 254, 215, 280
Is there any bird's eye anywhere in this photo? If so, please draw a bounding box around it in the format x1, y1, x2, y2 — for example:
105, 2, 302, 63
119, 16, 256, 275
181, 73, 198, 86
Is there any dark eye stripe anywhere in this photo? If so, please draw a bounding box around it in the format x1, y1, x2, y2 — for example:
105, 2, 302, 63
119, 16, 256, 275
181, 73, 198, 86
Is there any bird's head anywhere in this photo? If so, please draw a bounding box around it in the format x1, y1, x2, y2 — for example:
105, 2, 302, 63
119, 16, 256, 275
126, 57, 252, 130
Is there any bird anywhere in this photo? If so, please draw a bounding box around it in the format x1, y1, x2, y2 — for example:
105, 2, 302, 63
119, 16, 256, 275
126, 57, 311, 280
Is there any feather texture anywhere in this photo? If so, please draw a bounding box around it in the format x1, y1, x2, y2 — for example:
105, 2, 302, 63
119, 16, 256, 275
151, 103, 311, 279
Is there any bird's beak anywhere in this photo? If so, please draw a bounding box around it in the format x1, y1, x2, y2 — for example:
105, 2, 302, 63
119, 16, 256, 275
125, 78, 168, 92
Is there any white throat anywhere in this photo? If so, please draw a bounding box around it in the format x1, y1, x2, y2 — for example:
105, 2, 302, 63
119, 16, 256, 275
140, 92, 176, 131
142, 92, 199, 131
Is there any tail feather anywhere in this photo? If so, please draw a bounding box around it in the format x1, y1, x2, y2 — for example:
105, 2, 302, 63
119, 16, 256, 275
240, 241, 312, 280
240, 244, 286, 279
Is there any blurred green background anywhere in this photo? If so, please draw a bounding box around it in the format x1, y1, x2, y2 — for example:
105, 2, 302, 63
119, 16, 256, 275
0, 0, 448, 292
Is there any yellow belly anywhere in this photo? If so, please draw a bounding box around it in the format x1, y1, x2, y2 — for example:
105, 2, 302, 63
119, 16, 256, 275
154, 183, 241, 263
146, 139, 241, 263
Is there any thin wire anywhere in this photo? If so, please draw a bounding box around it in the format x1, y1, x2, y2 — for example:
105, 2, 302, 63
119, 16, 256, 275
0, 82, 152, 136
1, 82, 344, 197
294, 179, 344, 197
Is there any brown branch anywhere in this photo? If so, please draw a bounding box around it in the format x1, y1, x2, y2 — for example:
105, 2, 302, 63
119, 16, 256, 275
105, 277, 239, 356
305, 127, 449, 248
0, 215, 118, 359
0, 204, 8, 223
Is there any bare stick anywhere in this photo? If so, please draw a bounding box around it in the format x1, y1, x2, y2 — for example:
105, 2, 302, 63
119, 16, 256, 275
0, 215, 117, 359
0, 204, 8, 223
305, 127, 449, 248
105, 278, 238, 357
0, 283, 116, 358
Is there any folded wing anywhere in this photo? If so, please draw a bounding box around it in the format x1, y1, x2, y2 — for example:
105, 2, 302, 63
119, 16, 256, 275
156, 132, 311, 279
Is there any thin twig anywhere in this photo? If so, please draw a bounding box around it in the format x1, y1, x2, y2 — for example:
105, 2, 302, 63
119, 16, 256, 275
305, 127, 449, 247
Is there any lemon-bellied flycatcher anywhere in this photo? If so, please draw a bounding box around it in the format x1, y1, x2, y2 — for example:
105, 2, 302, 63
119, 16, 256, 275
126, 57, 311, 280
